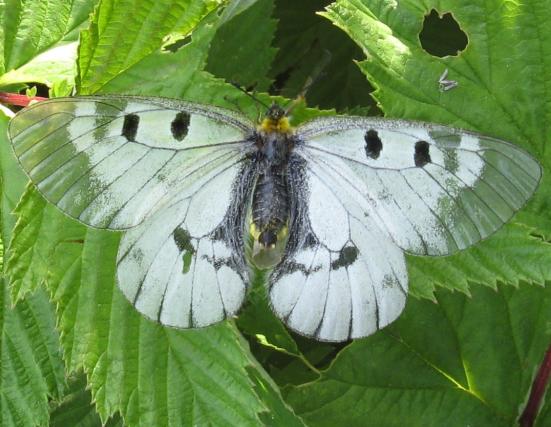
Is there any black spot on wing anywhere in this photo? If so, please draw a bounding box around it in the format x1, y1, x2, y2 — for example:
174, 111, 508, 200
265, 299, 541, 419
202, 252, 234, 271
174, 227, 194, 253
414, 140, 431, 167
303, 232, 318, 249
284, 260, 322, 276
122, 113, 139, 142
171, 112, 191, 141
331, 246, 359, 270
364, 129, 382, 159
174, 227, 196, 274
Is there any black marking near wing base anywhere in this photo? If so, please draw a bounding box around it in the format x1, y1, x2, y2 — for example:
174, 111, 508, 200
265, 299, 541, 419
216, 156, 258, 278
173, 227, 196, 274
171, 112, 191, 141
414, 140, 431, 167
270, 153, 312, 282
331, 246, 359, 270
174, 227, 194, 252
201, 253, 236, 271
122, 113, 139, 141
364, 129, 382, 159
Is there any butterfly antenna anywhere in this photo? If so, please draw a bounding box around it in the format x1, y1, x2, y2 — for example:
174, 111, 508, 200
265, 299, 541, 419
230, 81, 271, 110
284, 49, 332, 115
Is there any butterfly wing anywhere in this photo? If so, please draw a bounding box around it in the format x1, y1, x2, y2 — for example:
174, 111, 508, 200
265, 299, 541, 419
269, 117, 540, 342
8, 95, 257, 327
117, 160, 255, 327
8, 96, 254, 229
269, 155, 408, 342
296, 117, 541, 256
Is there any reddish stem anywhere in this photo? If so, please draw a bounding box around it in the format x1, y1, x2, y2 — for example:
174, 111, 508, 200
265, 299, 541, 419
519, 341, 551, 427
0, 92, 47, 107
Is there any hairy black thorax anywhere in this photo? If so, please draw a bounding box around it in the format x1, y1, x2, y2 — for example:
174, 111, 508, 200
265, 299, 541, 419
250, 104, 296, 250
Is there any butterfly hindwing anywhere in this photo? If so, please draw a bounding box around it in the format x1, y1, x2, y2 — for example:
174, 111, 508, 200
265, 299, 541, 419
269, 154, 408, 342
8, 96, 254, 229
117, 161, 253, 327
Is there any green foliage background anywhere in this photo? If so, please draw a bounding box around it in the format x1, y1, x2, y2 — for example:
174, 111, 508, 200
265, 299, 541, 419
1, 0, 550, 426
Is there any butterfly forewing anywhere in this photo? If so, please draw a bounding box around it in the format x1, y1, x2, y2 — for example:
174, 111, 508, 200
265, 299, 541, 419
296, 117, 541, 256
8, 96, 254, 229
9, 95, 256, 327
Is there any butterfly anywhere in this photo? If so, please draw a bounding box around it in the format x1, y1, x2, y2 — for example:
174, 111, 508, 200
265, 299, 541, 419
7, 95, 541, 342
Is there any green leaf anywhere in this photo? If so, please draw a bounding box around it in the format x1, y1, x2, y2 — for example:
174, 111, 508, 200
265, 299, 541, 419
5, 188, 304, 425
97, 11, 232, 98
6, 188, 83, 301
0, 108, 27, 246
270, 0, 375, 112
49, 372, 122, 427
0, 108, 66, 427
0, 0, 96, 74
77, 0, 224, 94
320, 0, 551, 298
408, 223, 551, 300
322, 0, 550, 235
0, 42, 78, 90
206, 0, 278, 90
0, 284, 66, 427
285, 282, 551, 426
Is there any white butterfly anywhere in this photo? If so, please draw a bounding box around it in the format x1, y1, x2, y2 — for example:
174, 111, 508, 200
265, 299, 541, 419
8, 95, 541, 341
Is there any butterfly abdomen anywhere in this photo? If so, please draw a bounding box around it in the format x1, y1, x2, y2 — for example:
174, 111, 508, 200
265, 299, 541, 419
252, 165, 289, 247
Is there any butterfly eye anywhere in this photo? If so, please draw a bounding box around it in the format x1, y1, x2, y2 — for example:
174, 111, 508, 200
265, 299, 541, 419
414, 140, 431, 167
364, 129, 382, 159
122, 113, 139, 141
171, 112, 191, 141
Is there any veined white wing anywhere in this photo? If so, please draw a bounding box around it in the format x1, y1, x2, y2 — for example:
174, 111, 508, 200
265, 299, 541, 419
8, 95, 257, 327
117, 162, 255, 327
269, 117, 540, 341
296, 117, 541, 256
8, 96, 254, 229
269, 155, 408, 342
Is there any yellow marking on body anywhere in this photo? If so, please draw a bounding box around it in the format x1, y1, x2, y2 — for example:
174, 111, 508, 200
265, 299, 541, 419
250, 223, 261, 239
259, 116, 292, 133
249, 222, 289, 248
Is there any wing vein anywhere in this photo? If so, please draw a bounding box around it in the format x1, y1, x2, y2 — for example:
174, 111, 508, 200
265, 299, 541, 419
78, 147, 153, 220
53, 140, 131, 205
399, 171, 461, 252
106, 150, 179, 228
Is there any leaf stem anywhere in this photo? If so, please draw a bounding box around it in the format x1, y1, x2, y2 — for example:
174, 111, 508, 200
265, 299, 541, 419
519, 341, 551, 427
0, 92, 47, 107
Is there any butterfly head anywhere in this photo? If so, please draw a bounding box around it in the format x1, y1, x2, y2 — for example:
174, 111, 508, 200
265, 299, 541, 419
259, 103, 291, 134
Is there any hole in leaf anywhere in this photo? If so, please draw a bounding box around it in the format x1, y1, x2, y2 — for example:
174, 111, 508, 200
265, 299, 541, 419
419, 9, 468, 57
